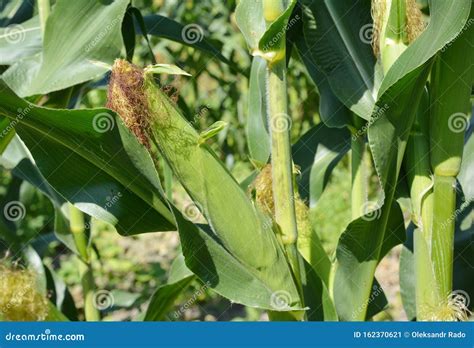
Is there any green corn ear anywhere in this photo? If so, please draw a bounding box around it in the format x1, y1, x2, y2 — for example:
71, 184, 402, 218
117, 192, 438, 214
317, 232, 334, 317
142, 73, 276, 268
107, 60, 301, 307
372, 0, 425, 72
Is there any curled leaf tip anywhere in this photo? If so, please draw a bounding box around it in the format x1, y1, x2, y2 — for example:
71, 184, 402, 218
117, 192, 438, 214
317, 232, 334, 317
144, 63, 192, 77
198, 121, 228, 145
406, 0, 425, 43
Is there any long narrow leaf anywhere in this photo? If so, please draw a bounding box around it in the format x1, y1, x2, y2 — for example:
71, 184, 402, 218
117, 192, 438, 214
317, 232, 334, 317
3, 0, 129, 97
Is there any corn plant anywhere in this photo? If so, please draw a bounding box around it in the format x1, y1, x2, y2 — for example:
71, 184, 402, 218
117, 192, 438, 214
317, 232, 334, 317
0, 0, 472, 322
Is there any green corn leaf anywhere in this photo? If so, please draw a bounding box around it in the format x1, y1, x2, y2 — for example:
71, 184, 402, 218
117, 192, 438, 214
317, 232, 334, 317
292, 124, 351, 207
297, 226, 337, 321
140, 14, 238, 72
0, 79, 175, 235
45, 301, 69, 321
246, 56, 270, 164
4, 143, 81, 254
258, 0, 297, 64
128, 7, 156, 64
0, 136, 81, 254
172, 207, 303, 311
121, 5, 136, 62
145, 275, 195, 321
236, 0, 297, 64
235, 0, 266, 52
0, 175, 22, 246
300, 0, 381, 119
3, 0, 129, 97
459, 124, 474, 201
299, 257, 325, 321
144, 254, 195, 321
43, 264, 78, 321
0, 15, 41, 65
53, 208, 79, 256
334, 0, 472, 321
293, 29, 352, 128
23, 245, 47, 295
0, 117, 16, 154
365, 278, 389, 319
334, 202, 406, 320
144, 64, 191, 76
198, 120, 227, 145
430, 14, 474, 177
6, 141, 65, 207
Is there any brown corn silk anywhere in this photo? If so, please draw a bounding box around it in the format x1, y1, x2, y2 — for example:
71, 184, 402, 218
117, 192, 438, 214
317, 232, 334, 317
371, 0, 425, 57
250, 164, 312, 239
106, 59, 150, 148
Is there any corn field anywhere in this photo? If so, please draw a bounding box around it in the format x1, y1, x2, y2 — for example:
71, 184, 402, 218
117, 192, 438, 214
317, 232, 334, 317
0, 0, 472, 323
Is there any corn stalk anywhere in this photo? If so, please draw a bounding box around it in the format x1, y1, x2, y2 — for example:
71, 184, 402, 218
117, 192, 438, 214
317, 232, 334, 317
69, 205, 99, 321
427, 17, 473, 318
405, 89, 439, 320
262, 0, 301, 288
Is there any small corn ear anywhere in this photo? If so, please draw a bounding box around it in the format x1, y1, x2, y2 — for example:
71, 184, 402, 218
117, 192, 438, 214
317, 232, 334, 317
107, 60, 301, 308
